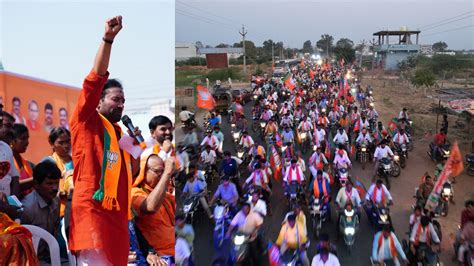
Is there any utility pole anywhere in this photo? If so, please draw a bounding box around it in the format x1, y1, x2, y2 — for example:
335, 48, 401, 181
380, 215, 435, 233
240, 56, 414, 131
369, 38, 377, 71
239, 25, 247, 77
272, 41, 274, 69
358, 39, 367, 69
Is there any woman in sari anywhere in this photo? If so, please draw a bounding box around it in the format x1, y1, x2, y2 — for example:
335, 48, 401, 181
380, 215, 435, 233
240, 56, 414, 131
11, 124, 35, 198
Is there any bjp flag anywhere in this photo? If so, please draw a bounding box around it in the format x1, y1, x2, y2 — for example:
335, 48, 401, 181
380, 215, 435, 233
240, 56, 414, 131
195, 85, 215, 110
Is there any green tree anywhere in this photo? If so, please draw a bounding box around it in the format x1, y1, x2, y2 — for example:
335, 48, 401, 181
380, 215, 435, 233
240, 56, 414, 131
316, 34, 334, 57
302, 40, 314, 54
411, 69, 436, 94
233, 40, 257, 63
432, 41, 448, 52
216, 43, 230, 48
333, 38, 355, 62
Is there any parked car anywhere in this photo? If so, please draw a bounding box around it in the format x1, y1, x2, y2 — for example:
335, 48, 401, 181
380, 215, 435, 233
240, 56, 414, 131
213, 87, 233, 114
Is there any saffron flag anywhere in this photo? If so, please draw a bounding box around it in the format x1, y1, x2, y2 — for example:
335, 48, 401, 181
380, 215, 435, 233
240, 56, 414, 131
268, 145, 282, 180
425, 142, 464, 211
310, 69, 315, 80
195, 85, 215, 110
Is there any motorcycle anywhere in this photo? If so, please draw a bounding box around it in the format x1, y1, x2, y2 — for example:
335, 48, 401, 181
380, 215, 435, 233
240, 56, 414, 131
259, 121, 267, 139
335, 167, 349, 188
237, 146, 250, 167
202, 163, 216, 185
279, 245, 309, 266
310, 195, 330, 238
286, 181, 303, 211
252, 114, 259, 132
213, 200, 231, 249
339, 204, 359, 253
466, 154, 474, 176
377, 157, 400, 190
181, 114, 197, 130
365, 201, 392, 231
438, 181, 453, 217
229, 232, 250, 264
395, 143, 408, 169
358, 142, 369, 170
299, 130, 310, 154
427, 143, 450, 162
183, 194, 201, 225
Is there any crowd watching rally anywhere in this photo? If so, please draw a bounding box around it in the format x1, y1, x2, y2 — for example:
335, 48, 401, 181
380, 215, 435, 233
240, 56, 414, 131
0, 17, 178, 266
177, 54, 471, 265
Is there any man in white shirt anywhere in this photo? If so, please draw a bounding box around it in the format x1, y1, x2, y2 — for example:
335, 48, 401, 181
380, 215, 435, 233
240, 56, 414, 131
313, 124, 326, 148
409, 216, 440, 265
309, 148, 329, 180
179, 106, 194, 125
333, 128, 349, 150
239, 131, 254, 149
372, 225, 407, 266
245, 163, 270, 191
392, 128, 409, 146
284, 159, 305, 185
200, 145, 217, 173
333, 147, 351, 169
311, 249, 340, 266
366, 179, 393, 206
282, 126, 295, 144
373, 140, 394, 178
335, 181, 362, 209
356, 128, 372, 146
280, 113, 293, 128
200, 131, 219, 151
398, 108, 410, 121
248, 189, 267, 217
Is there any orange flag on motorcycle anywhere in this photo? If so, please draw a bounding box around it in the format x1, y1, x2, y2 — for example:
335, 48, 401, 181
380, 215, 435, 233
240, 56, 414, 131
324, 142, 331, 159
350, 144, 356, 159
195, 85, 215, 110
449, 141, 464, 176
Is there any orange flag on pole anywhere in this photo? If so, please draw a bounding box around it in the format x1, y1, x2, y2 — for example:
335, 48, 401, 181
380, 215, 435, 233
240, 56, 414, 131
195, 85, 215, 110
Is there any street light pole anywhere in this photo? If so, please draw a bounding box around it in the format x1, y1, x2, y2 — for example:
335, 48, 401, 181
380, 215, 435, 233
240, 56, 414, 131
239, 24, 248, 77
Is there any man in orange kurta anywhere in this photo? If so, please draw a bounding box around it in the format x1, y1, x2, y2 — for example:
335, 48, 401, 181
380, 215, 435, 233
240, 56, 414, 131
68, 16, 138, 265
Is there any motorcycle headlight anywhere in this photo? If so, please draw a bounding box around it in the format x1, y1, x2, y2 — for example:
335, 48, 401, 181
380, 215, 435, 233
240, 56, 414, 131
282, 92, 286, 96
300, 132, 307, 139
322, 108, 326, 113
361, 147, 367, 152
344, 227, 355, 235
260, 122, 266, 128
380, 214, 388, 222
233, 132, 240, 139
201, 170, 206, 175
231, 123, 236, 128
233, 235, 245, 245
183, 203, 192, 213
443, 188, 451, 195
369, 102, 374, 107
237, 151, 244, 158
253, 95, 258, 100
444, 150, 450, 155
394, 155, 400, 161
409, 121, 413, 126
344, 209, 355, 217
313, 145, 317, 151
282, 145, 288, 151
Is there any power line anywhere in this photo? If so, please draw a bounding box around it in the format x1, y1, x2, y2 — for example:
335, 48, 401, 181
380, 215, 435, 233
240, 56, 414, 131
176, 8, 238, 29
422, 14, 474, 31
422, 24, 474, 37
419, 11, 474, 29
176, 9, 237, 32
176, 0, 240, 26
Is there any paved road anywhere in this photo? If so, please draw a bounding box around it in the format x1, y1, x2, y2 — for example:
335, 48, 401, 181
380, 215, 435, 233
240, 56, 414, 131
176, 99, 471, 266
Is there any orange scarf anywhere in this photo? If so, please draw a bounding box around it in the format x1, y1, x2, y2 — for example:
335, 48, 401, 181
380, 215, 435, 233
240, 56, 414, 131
289, 165, 302, 184
377, 233, 397, 259
373, 186, 385, 205
313, 178, 328, 198
414, 223, 431, 246
0, 213, 39, 266
251, 170, 267, 189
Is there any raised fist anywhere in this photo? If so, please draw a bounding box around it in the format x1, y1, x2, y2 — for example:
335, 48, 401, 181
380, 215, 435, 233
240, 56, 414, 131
104, 16, 123, 40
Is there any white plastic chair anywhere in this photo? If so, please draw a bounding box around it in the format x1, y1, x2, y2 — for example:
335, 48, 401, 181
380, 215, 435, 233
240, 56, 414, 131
60, 218, 76, 266
23, 224, 61, 266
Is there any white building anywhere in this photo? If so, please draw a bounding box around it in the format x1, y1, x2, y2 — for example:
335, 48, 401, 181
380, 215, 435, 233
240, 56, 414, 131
175, 43, 198, 61
420, 45, 433, 55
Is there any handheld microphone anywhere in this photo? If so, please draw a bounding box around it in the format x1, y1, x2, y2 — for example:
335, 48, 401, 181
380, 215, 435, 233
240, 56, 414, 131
121, 115, 147, 149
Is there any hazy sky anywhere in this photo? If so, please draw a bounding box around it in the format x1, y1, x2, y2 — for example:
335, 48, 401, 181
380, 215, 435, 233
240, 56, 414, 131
176, 0, 474, 50
2, 0, 175, 114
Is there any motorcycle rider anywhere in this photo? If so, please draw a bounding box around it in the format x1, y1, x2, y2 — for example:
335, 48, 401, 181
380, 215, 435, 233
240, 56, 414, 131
431, 128, 447, 161
284, 159, 306, 186
260, 105, 273, 122
249, 142, 265, 160
311, 170, 332, 218
313, 123, 326, 149
282, 126, 295, 145
200, 130, 219, 151
239, 131, 254, 150
280, 113, 294, 128
416, 175, 434, 208
409, 216, 441, 265
182, 171, 213, 219
309, 147, 329, 181
373, 139, 395, 181
298, 117, 314, 142
333, 127, 349, 152
264, 117, 279, 138
209, 175, 239, 214
200, 144, 218, 174
275, 214, 310, 266
367, 105, 379, 123
248, 188, 267, 217
356, 128, 373, 157
398, 107, 410, 121
245, 163, 271, 197
333, 145, 352, 170
219, 151, 240, 189
335, 181, 362, 211
366, 179, 393, 207
179, 106, 195, 127
456, 219, 474, 264
311, 244, 340, 266
393, 128, 410, 147
372, 225, 408, 266
212, 126, 224, 154
315, 233, 337, 255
